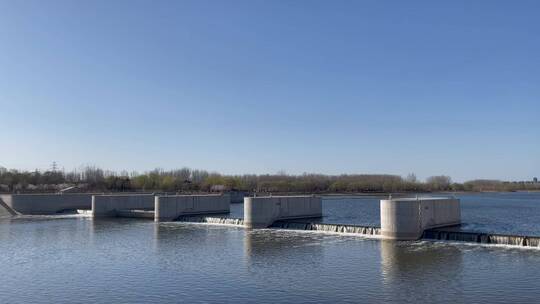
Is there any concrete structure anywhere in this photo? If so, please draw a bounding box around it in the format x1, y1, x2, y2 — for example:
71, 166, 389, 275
91, 194, 155, 217
0, 198, 18, 216
154, 194, 230, 222
244, 195, 322, 228
0, 193, 93, 215
115, 209, 155, 219
229, 191, 248, 204
380, 197, 460, 240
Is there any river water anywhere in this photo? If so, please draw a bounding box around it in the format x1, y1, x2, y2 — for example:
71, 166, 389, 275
1, 192, 540, 303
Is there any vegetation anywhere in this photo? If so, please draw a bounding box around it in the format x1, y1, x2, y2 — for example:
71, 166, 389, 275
0, 165, 538, 194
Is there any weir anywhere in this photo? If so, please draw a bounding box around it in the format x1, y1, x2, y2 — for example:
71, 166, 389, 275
271, 221, 381, 236
6, 191, 540, 250
176, 216, 244, 226
0, 193, 94, 215
423, 229, 540, 248
92, 194, 155, 218
154, 194, 230, 222
244, 195, 322, 228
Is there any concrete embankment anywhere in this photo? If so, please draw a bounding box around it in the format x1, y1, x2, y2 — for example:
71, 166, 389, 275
244, 195, 322, 228
0, 193, 94, 214
155, 194, 230, 222
92, 194, 155, 217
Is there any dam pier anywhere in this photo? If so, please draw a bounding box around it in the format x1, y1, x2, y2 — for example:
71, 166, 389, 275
380, 197, 461, 240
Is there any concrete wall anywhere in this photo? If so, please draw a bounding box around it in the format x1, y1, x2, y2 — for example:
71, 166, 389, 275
0, 196, 18, 215
229, 191, 248, 203
154, 194, 230, 222
244, 195, 322, 228
380, 197, 461, 240
92, 194, 155, 217
0, 193, 93, 215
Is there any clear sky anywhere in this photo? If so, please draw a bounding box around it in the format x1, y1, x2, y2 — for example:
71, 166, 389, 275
0, 0, 538, 182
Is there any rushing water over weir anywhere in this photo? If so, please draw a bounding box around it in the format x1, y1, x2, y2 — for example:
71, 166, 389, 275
271, 221, 381, 236
175, 216, 540, 248
176, 216, 245, 226
423, 229, 540, 248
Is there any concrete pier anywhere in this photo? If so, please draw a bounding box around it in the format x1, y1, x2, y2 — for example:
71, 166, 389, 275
380, 197, 460, 240
91, 194, 155, 217
0, 193, 93, 215
244, 195, 322, 228
154, 194, 230, 222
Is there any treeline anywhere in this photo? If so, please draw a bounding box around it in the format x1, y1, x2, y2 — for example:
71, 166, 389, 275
0, 166, 538, 193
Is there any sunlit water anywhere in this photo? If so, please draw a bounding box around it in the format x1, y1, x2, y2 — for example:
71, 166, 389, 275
1, 192, 540, 303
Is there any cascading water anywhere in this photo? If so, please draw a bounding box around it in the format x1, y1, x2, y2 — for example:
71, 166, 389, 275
526, 237, 540, 247
423, 229, 540, 248
176, 216, 244, 226
271, 221, 381, 236
174, 216, 540, 249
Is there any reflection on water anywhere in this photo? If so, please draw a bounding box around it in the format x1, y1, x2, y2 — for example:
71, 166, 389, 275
380, 240, 463, 278
380, 240, 465, 303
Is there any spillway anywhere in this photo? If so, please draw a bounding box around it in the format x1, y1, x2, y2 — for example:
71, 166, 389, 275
174, 216, 382, 236
271, 221, 381, 236
176, 216, 245, 226
423, 229, 540, 248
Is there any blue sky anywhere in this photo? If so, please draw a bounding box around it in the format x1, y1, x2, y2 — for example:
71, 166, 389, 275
0, 0, 538, 182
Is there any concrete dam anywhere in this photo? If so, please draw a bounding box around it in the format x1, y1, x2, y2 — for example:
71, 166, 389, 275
2, 192, 540, 248
0, 193, 94, 215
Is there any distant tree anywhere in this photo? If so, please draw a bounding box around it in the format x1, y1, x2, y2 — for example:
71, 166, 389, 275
405, 173, 417, 183
105, 176, 131, 191
426, 175, 452, 191
172, 168, 191, 180
201, 174, 226, 191
463, 179, 502, 192
160, 176, 176, 192
131, 175, 149, 191
82, 166, 104, 187
3, 164, 539, 194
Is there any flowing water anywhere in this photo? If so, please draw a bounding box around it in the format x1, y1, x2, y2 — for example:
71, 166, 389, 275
1, 192, 540, 303
271, 221, 381, 236
177, 216, 244, 226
